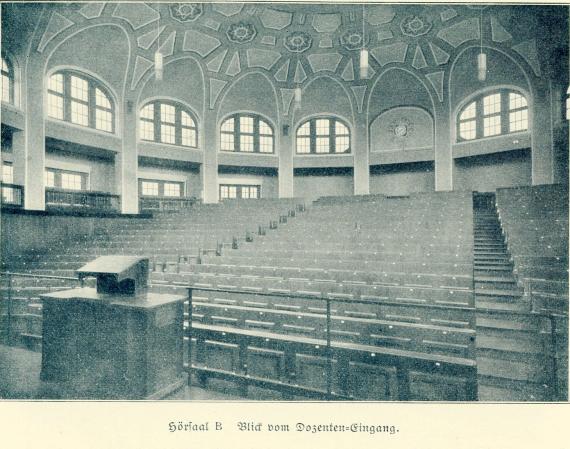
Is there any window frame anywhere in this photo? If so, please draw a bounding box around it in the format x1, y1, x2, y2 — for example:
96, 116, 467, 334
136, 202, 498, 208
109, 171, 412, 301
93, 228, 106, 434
1, 55, 14, 105
138, 178, 185, 198
295, 117, 352, 155
45, 167, 88, 191
457, 89, 529, 142
139, 100, 198, 148
219, 183, 261, 200
219, 113, 275, 154
47, 70, 115, 133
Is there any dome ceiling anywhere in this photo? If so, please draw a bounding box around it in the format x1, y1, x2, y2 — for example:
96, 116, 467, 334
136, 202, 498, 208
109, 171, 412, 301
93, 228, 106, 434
16, 3, 559, 113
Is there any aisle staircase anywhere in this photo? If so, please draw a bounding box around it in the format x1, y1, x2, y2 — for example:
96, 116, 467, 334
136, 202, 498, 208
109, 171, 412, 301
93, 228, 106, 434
473, 193, 551, 401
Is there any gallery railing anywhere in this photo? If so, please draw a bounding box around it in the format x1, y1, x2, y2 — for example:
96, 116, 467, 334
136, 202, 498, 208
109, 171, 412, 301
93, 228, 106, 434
1, 182, 24, 208
45, 188, 120, 212
139, 197, 197, 213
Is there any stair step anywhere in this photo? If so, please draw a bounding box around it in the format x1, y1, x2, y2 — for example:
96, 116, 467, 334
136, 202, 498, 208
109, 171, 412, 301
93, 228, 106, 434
476, 315, 540, 332
476, 334, 543, 354
476, 288, 523, 297
476, 299, 530, 312
475, 266, 512, 272
474, 275, 516, 283
477, 376, 551, 401
477, 356, 547, 382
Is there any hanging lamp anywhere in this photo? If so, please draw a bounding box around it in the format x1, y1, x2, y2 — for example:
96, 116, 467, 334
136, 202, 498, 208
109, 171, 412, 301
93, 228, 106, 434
154, 8, 163, 81
477, 8, 486, 82
294, 85, 302, 109
359, 4, 369, 79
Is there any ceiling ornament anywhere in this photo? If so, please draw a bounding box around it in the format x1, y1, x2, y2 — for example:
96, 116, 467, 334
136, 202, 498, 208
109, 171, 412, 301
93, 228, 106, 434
226, 22, 257, 44
284, 31, 313, 53
388, 118, 415, 149
400, 15, 433, 37
340, 30, 366, 51
170, 3, 203, 23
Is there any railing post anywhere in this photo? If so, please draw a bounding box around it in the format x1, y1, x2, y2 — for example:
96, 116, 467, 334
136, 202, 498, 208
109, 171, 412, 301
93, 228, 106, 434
6, 273, 13, 345
326, 297, 332, 399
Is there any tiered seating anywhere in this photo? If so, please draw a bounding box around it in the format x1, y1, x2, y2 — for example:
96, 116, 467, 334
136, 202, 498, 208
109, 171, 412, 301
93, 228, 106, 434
496, 184, 569, 313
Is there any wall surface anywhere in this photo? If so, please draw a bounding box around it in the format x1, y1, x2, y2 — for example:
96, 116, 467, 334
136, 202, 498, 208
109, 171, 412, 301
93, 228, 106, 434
453, 149, 532, 192
293, 168, 354, 201
370, 162, 435, 196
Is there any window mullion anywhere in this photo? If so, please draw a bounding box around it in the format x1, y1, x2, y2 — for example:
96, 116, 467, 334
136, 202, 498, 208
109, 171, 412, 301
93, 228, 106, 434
175, 106, 182, 146
235, 116, 240, 152
154, 102, 161, 144
63, 75, 71, 123
329, 120, 335, 154
476, 98, 484, 138
254, 117, 259, 153
89, 84, 96, 129
310, 120, 316, 154
501, 91, 509, 134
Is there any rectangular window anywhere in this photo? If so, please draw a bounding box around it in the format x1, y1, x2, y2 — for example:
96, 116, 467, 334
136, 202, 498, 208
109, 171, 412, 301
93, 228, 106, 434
96, 109, 113, 132
459, 120, 477, 140
483, 115, 501, 137
221, 133, 235, 151
315, 136, 329, 153
241, 186, 251, 199
1, 73, 10, 103
2, 163, 13, 184
45, 170, 55, 188
161, 104, 175, 124
240, 117, 254, 133
161, 124, 176, 144
335, 135, 350, 153
61, 172, 82, 190
296, 137, 311, 153
71, 101, 89, 126
483, 93, 501, 115
220, 185, 229, 199
48, 93, 64, 120
141, 181, 159, 196
509, 109, 528, 132
163, 182, 181, 197
228, 186, 237, 199
181, 128, 196, 147
240, 135, 254, 152
140, 119, 154, 141
259, 136, 273, 153
70, 76, 89, 101
315, 119, 329, 136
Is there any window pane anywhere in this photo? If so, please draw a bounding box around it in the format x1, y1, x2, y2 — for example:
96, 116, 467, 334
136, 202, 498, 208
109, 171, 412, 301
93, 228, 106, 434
70, 76, 88, 101
316, 119, 329, 136
251, 186, 259, 198
61, 173, 82, 190
297, 122, 310, 136
181, 128, 196, 147
221, 133, 235, 151
240, 116, 254, 133
459, 120, 476, 140
96, 108, 113, 132
1, 58, 8, 73
240, 135, 254, 152
45, 171, 55, 188
483, 93, 501, 115
460, 102, 476, 121
181, 111, 195, 127
95, 88, 111, 109
228, 186, 237, 198
259, 120, 272, 135
509, 109, 528, 132
335, 135, 350, 153
242, 186, 250, 199
140, 119, 154, 141
141, 103, 154, 119
48, 93, 64, 119
220, 185, 229, 199
259, 136, 273, 153
483, 115, 501, 137
142, 181, 159, 196
71, 101, 89, 126
161, 124, 175, 144
1, 73, 10, 103
335, 121, 348, 135
509, 92, 527, 110
296, 137, 311, 153
2, 163, 13, 184
315, 136, 329, 153
164, 183, 181, 197
161, 104, 175, 124
221, 118, 234, 132
49, 74, 64, 94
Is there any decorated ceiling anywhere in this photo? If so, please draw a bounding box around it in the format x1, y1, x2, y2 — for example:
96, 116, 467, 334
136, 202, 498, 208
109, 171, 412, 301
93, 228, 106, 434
3, 3, 566, 114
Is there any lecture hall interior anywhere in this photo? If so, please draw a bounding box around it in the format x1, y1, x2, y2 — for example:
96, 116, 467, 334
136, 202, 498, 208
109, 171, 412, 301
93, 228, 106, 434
0, 2, 568, 402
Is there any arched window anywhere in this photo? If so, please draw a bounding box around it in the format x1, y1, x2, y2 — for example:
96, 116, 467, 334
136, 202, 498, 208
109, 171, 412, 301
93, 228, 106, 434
47, 71, 115, 133
457, 89, 529, 141
296, 117, 351, 154
139, 100, 198, 148
1, 55, 14, 104
220, 114, 274, 153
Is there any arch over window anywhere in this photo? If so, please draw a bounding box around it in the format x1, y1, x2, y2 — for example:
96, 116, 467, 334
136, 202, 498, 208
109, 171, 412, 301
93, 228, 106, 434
47, 70, 115, 133
1, 55, 14, 104
139, 100, 198, 148
220, 113, 274, 154
296, 117, 351, 154
457, 89, 529, 142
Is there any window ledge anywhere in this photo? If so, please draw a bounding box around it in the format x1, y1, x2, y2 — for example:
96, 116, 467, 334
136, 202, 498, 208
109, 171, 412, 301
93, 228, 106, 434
219, 150, 277, 156
295, 153, 353, 157
455, 130, 530, 145
1, 102, 23, 113
46, 118, 117, 138
140, 140, 201, 151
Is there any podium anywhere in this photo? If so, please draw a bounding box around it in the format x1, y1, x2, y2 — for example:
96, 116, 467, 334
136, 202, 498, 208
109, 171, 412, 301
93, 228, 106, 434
40, 256, 187, 399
